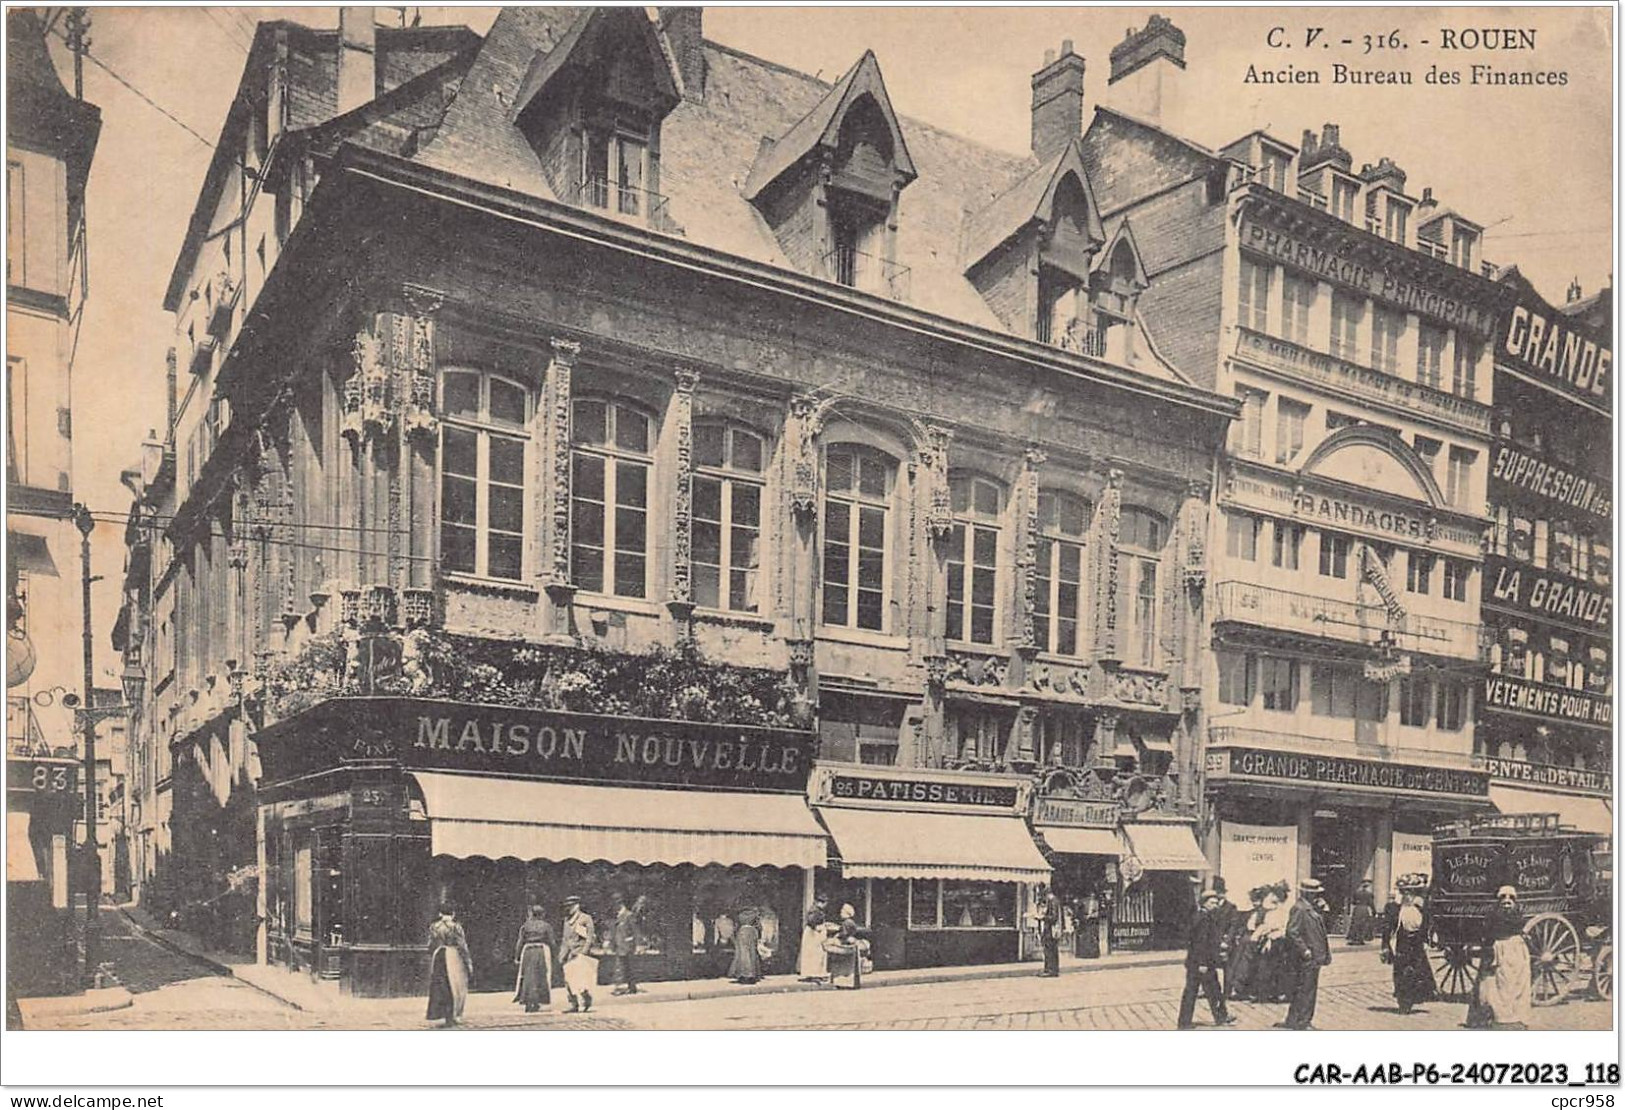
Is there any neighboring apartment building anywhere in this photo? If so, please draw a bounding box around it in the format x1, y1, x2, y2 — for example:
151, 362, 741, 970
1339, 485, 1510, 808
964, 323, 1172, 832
118, 8, 1236, 994
5, 8, 101, 996
1478, 271, 1612, 836
1080, 15, 1504, 922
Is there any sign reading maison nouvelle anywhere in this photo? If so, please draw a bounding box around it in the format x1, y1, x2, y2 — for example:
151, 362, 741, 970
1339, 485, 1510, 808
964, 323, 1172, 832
260, 697, 816, 793
1207, 746, 1489, 798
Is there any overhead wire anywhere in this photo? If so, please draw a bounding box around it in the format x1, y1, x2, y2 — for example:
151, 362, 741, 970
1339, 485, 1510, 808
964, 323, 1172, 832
54, 30, 218, 151
202, 8, 253, 55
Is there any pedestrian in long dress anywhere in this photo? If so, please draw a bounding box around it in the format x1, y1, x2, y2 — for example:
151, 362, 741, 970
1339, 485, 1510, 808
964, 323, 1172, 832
1035, 884, 1063, 977
827, 904, 868, 989
799, 896, 831, 983
426, 905, 473, 1027
1277, 878, 1331, 1030
1227, 888, 1266, 1001
1467, 885, 1532, 1029
1257, 883, 1291, 1003
512, 904, 555, 1013
729, 908, 765, 984
1177, 889, 1237, 1028
1385, 885, 1438, 1013
559, 895, 598, 1013
1347, 880, 1376, 945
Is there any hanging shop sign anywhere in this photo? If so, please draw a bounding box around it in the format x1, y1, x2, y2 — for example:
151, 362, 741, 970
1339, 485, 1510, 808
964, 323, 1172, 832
1206, 745, 1488, 799
1480, 757, 1612, 797
1033, 797, 1121, 828
6, 758, 79, 795
254, 696, 817, 793
1240, 218, 1496, 337
1481, 675, 1612, 728
1484, 555, 1612, 632
1488, 443, 1612, 524
1498, 299, 1612, 409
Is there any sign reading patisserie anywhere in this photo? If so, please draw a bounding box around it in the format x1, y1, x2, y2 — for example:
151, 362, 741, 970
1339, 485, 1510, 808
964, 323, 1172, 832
828, 774, 1019, 809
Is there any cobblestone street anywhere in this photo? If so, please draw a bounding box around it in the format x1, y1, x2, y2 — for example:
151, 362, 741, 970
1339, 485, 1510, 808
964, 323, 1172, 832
24, 911, 1609, 1034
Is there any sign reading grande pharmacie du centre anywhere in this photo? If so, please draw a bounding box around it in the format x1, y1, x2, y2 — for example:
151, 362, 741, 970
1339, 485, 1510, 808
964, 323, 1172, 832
255, 696, 816, 793
1206, 746, 1489, 799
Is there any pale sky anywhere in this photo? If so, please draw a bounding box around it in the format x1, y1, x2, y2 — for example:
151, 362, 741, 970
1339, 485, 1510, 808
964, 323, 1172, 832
29, 4, 1614, 675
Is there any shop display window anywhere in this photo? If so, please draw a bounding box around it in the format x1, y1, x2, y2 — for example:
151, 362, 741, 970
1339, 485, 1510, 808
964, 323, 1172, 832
907, 879, 1016, 929
294, 844, 313, 938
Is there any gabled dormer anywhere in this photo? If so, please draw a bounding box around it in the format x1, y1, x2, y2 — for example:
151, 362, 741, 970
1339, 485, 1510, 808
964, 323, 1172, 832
1088, 219, 1149, 360
743, 51, 917, 299
512, 8, 681, 231
1220, 130, 1297, 195
962, 139, 1108, 347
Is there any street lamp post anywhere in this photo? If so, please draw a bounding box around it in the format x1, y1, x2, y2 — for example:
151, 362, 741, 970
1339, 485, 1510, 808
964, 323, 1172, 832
73, 503, 99, 988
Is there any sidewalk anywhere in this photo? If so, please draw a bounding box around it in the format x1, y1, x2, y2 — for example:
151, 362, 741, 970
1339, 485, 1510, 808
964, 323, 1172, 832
118, 903, 1366, 1019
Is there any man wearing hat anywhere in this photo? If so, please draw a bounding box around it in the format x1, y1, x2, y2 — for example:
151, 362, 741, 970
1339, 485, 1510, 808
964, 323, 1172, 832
1176, 887, 1237, 1029
1278, 877, 1331, 1029
559, 895, 598, 1013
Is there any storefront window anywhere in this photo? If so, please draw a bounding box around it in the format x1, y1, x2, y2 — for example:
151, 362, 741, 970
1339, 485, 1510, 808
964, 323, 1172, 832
1406, 552, 1434, 595
946, 475, 1002, 645
1033, 490, 1089, 655
1311, 665, 1356, 718
1371, 306, 1405, 373
1442, 559, 1469, 603
1233, 387, 1265, 458
1417, 324, 1445, 389
1550, 521, 1574, 576
1329, 291, 1363, 361
294, 843, 313, 937
440, 369, 530, 580
693, 423, 765, 612
1276, 399, 1309, 464
1283, 273, 1316, 344
1238, 255, 1271, 332
822, 444, 896, 631
571, 397, 653, 597
1035, 709, 1087, 766
1510, 515, 1534, 563
907, 880, 1016, 929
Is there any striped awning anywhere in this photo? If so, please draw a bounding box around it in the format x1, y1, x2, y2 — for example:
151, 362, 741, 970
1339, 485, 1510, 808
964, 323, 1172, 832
1036, 825, 1122, 857
1121, 821, 1209, 871
818, 806, 1051, 883
410, 773, 828, 870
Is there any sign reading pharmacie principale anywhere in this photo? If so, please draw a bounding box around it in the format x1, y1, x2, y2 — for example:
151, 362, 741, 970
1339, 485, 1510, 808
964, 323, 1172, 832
1207, 746, 1489, 798
258, 696, 816, 793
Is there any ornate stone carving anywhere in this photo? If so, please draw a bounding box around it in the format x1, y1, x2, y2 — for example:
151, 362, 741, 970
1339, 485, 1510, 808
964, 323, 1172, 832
921, 424, 954, 540
669, 367, 699, 605
922, 651, 948, 690
544, 339, 579, 587
788, 394, 820, 519
401, 587, 436, 629
342, 327, 393, 445
1014, 705, 1038, 761
946, 651, 1007, 687
338, 588, 363, 628
361, 584, 397, 629
1111, 669, 1168, 708
1097, 469, 1123, 658
1016, 446, 1045, 650
786, 637, 815, 671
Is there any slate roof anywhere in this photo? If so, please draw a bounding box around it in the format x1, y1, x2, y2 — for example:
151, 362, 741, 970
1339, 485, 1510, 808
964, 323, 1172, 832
411, 12, 1187, 383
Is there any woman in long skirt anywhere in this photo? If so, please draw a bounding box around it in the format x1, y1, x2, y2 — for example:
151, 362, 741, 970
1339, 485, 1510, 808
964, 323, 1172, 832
799, 898, 831, 983
426, 905, 473, 1027
1387, 888, 1438, 1013
1468, 886, 1532, 1028
512, 905, 556, 1014
1227, 888, 1267, 1001
826, 904, 868, 990
728, 909, 764, 984
1347, 880, 1377, 945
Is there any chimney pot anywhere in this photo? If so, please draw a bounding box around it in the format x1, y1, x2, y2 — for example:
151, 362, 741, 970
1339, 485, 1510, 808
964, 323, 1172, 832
1044, 48, 1056, 65
337, 7, 376, 115
1031, 44, 1086, 161
1061, 39, 1074, 56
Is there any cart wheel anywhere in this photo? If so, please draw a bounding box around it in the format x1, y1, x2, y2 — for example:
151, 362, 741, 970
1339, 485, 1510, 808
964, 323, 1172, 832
1430, 943, 1483, 1000
1592, 945, 1612, 1001
1524, 913, 1582, 1004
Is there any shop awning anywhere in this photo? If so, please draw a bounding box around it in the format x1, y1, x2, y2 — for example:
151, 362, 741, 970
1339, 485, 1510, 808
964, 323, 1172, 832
410, 773, 828, 869
1035, 825, 1122, 857
818, 806, 1051, 883
7, 810, 41, 882
1121, 821, 1209, 871
1489, 784, 1613, 836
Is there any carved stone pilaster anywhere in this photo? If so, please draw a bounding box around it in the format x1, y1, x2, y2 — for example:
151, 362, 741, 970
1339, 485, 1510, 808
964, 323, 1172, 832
1096, 468, 1123, 660
399, 291, 442, 442
544, 339, 580, 588
669, 367, 699, 606
1091, 712, 1120, 770
921, 424, 954, 540
788, 394, 820, 519
1182, 480, 1208, 595
1015, 446, 1046, 650
1014, 704, 1038, 762
922, 651, 949, 691
342, 327, 392, 445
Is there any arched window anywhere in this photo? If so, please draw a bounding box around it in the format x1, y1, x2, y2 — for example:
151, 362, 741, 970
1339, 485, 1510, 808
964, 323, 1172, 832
821, 444, 896, 631
1121, 506, 1165, 668
571, 397, 653, 598
1034, 490, 1090, 655
440, 369, 529, 580
945, 475, 1002, 645
693, 422, 766, 612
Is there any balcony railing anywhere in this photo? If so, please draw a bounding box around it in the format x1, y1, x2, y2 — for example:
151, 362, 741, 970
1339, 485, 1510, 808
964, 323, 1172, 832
1212, 579, 1482, 660
1038, 317, 1107, 357
1209, 724, 1482, 770
822, 246, 911, 301
575, 178, 682, 235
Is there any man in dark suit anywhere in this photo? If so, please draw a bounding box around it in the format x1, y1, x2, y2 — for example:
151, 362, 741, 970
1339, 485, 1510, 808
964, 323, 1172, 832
610, 892, 642, 996
1278, 877, 1332, 1029
1177, 889, 1237, 1028
1035, 884, 1063, 977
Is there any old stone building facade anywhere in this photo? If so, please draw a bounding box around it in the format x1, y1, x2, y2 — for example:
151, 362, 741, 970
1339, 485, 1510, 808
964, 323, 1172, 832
115, 8, 1234, 994
1080, 16, 1508, 921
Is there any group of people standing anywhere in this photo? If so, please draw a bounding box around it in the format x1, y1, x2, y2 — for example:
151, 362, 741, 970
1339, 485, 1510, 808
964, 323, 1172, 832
797, 896, 869, 989
1180, 876, 1331, 1030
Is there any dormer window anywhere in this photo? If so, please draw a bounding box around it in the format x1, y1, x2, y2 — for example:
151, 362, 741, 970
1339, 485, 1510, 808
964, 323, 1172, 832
1259, 148, 1292, 193
1038, 267, 1086, 349
582, 121, 650, 217
828, 189, 890, 292
1383, 197, 1411, 244
1330, 177, 1359, 221
1450, 227, 1477, 271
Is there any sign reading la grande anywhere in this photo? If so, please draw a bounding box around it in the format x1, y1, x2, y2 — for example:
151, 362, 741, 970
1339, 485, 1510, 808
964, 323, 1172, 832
264, 697, 816, 793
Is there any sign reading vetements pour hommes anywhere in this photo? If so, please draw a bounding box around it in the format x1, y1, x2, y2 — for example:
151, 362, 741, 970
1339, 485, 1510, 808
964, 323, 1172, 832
254, 697, 816, 793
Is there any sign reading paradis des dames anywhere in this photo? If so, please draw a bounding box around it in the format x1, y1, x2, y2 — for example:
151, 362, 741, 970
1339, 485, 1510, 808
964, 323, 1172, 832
253, 697, 816, 793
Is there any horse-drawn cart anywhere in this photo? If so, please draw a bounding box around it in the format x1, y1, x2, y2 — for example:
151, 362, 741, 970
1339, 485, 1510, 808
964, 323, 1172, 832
1427, 813, 1611, 1004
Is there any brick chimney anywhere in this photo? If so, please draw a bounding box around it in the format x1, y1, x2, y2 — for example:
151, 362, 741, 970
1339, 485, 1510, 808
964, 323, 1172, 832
1301, 123, 1350, 172
659, 8, 705, 101
337, 7, 376, 116
1359, 156, 1407, 194
1104, 15, 1186, 130
1030, 40, 1085, 162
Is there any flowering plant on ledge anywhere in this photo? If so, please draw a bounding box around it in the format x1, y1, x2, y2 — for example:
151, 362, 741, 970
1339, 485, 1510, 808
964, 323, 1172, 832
262, 629, 804, 730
